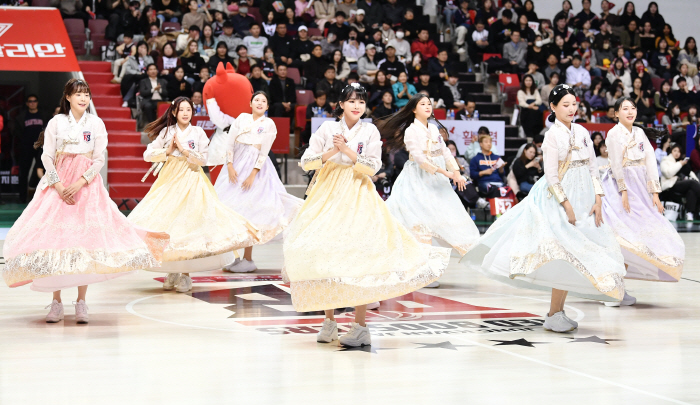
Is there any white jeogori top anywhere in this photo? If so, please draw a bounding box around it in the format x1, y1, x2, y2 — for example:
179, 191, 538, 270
225, 113, 277, 169
605, 123, 661, 193
41, 111, 107, 189
301, 118, 382, 176
404, 119, 459, 174
542, 119, 604, 202
143, 124, 209, 166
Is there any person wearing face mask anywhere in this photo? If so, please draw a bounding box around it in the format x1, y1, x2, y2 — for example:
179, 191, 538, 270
527, 37, 547, 68
386, 28, 411, 63
662, 102, 687, 145
595, 38, 615, 75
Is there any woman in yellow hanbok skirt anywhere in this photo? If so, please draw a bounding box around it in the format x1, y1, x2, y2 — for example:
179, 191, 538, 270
283, 84, 450, 347
128, 97, 259, 293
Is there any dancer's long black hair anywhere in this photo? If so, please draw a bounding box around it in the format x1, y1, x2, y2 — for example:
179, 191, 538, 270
613, 96, 668, 140
377, 93, 448, 152
36, 79, 93, 148
145, 96, 195, 141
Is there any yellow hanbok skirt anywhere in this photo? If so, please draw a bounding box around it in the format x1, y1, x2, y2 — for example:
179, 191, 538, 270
283, 161, 450, 311
128, 156, 259, 273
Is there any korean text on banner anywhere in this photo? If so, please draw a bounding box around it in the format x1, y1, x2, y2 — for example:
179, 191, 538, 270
443, 120, 506, 156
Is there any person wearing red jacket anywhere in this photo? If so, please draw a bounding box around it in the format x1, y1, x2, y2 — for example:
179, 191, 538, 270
410, 29, 438, 59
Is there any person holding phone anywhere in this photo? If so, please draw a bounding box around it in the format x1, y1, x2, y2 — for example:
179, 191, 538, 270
512, 143, 543, 195
661, 143, 700, 221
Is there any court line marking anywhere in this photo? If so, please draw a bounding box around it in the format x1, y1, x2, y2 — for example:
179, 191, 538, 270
681, 277, 700, 284
449, 334, 691, 405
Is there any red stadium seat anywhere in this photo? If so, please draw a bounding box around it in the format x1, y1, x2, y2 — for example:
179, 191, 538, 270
88, 19, 110, 56
31, 0, 52, 6
652, 77, 665, 92
247, 7, 262, 24
157, 102, 170, 118
434, 108, 446, 119
498, 73, 520, 87
287, 67, 301, 85
295, 105, 307, 130
656, 111, 666, 123
482, 53, 501, 62
296, 89, 314, 106
308, 28, 322, 37
63, 18, 85, 34
270, 117, 291, 182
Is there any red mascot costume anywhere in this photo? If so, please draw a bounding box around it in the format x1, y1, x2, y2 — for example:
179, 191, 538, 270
203, 62, 253, 182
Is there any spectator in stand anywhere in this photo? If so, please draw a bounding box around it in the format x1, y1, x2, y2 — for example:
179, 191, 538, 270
607, 58, 632, 96
595, 37, 615, 74
365, 29, 385, 56
599, 0, 619, 27
498, 0, 517, 22
657, 23, 680, 51
524, 62, 545, 90
300, 90, 333, 144
330, 50, 351, 81
401, 8, 419, 40
314, 0, 336, 31
327, 11, 351, 43
14, 94, 50, 203
428, 49, 452, 82
243, 23, 269, 60
320, 31, 341, 57
351, 9, 369, 40
640, 1, 664, 34
232, 3, 256, 36
156, 43, 181, 78
315, 65, 344, 105
181, 40, 207, 83
382, 0, 403, 26
607, 79, 624, 107
303, 45, 326, 88
342, 28, 366, 66
337, 0, 357, 20
518, 74, 544, 138
379, 19, 395, 44
517, 15, 536, 46
211, 10, 225, 37
651, 38, 675, 80
262, 46, 277, 79
369, 70, 391, 107
671, 79, 694, 112
673, 62, 696, 92
233, 45, 256, 77
408, 51, 424, 80
358, 44, 379, 84
566, 55, 591, 95
512, 143, 543, 196
358, 0, 383, 29
467, 20, 490, 66
192, 66, 210, 93
372, 91, 397, 120
639, 21, 657, 55
464, 126, 491, 162
249, 65, 270, 93
121, 41, 154, 107
630, 77, 655, 124
262, 11, 278, 36
476, 0, 498, 24
439, 70, 466, 111
503, 30, 527, 73
176, 25, 201, 53
216, 21, 243, 59
576, 39, 599, 77
683, 105, 699, 127
414, 69, 438, 99
208, 42, 235, 73
488, 9, 517, 54
661, 143, 700, 221
261, 0, 293, 23
678, 38, 699, 75
282, 7, 301, 36
620, 20, 641, 56
152, 0, 181, 24
574, 0, 598, 29
631, 59, 652, 93
291, 25, 315, 68
690, 135, 700, 178
199, 24, 217, 55
521, 0, 538, 22
392, 71, 416, 108
663, 103, 686, 143
584, 78, 607, 110
548, 35, 573, 68
269, 63, 296, 118
376, 44, 407, 82
544, 54, 561, 82
182, 0, 212, 31
470, 132, 504, 192
455, 98, 476, 120
655, 79, 673, 112
541, 71, 559, 103
191, 91, 207, 116
454, 0, 473, 50
386, 28, 411, 63
619, 1, 640, 30
111, 31, 137, 84
411, 29, 438, 60
598, 105, 617, 124
167, 66, 193, 99
53, 0, 90, 24
270, 24, 294, 65
139, 63, 169, 123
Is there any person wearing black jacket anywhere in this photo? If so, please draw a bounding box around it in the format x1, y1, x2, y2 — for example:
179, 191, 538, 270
511, 143, 543, 197
249, 65, 270, 94
208, 42, 235, 74
358, 0, 384, 29
167, 66, 193, 100
269, 64, 297, 119
314, 65, 344, 105
301, 90, 333, 145
14, 94, 51, 203
375, 45, 406, 81
180, 45, 206, 81
291, 26, 316, 68
488, 9, 517, 53
269, 24, 294, 65
192, 66, 209, 93
303, 45, 328, 90
414, 69, 439, 98
371, 90, 397, 119
439, 73, 467, 110
139, 64, 169, 123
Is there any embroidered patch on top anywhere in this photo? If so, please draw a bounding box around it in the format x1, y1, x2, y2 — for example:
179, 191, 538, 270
83, 131, 91, 142
583, 137, 588, 147
188, 140, 195, 149
639, 142, 644, 151
257, 126, 264, 134
357, 142, 364, 154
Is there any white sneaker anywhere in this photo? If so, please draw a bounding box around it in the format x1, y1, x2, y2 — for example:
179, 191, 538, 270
121, 101, 128, 108
45, 300, 64, 323
543, 311, 576, 332
163, 273, 180, 290
476, 197, 489, 208
686, 212, 694, 222
457, 47, 466, 54
425, 281, 440, 288
224, 259, 257, 273
223, 257, 241, 271
562, 311, 578, 328
175, 275, 193, 293
317, 319, 338, 343
604, 292, 637, 307
74, 300, 89, 324
339, 322, 372, 346
366, 302, 380, 310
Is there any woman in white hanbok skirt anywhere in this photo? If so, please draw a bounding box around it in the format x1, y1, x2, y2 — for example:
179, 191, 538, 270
462, 84, 627, 333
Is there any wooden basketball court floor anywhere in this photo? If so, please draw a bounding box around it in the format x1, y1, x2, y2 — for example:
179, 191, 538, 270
1, 235, 699, 405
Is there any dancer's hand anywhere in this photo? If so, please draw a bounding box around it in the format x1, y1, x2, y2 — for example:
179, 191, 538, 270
227, 163, 238, 184
173, 136, 185, 152
54, 182, 74, 204
332, 134, 348, 153
63, 178, 87, 199
453, 172, 467, 191
590, 196, 604, 227
166, 138, 177, 155
563, 200, 576, 226
241, 171, 256, 190
652, 193, 664, 214
621, 190, 631, 213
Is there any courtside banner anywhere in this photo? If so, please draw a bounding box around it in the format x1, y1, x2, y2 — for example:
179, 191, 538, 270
0, 7, 80, 72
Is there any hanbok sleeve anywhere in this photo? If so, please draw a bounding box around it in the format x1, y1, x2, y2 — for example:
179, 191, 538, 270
605, 128, 626, 192
187, 127, 209, 166
587, 129, 605, 196
404, 126, 438, 174
300, 122, 328, 171
82, 118, 107, 184
353, 124, 382, 176
643, 133, 661, 193
542, 130, 567, 203
206, 98, 236, 129
254, 119, 277, 170
225, 118, 240, 164
144, 129, 168, 162
41, 117, 60, 187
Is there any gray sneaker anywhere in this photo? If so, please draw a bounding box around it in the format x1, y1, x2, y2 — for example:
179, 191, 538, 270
163, 273, 180, 290
317, 319, 338, 343
562, 311, 578, 328
604, 292, 637, 307
45, 300, 64, 323
339, 322, 372, 346
543, 311, 576, 333
175, 275, 193, 293
74, 300, 89, 324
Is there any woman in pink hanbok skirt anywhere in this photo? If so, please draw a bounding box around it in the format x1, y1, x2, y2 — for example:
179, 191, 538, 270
2, 79, 169, 324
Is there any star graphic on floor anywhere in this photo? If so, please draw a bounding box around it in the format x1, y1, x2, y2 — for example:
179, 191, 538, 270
565, 335, 623, 345
489, 338, 550, 348
414, 341, 471, 351
336, 345, 396, 354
